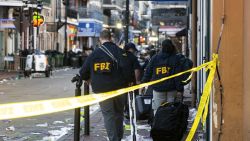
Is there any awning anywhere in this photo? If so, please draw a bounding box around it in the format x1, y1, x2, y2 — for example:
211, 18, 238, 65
159, 26, 184, 36
131, 30, 142, 34
0, 1, 23, 6
176, 28, 187, 37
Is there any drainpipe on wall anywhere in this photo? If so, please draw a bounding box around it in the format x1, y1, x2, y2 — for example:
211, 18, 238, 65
191, 0, 197, 108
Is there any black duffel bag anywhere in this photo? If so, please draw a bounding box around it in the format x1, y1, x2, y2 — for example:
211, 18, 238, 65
151, 102, 189, 141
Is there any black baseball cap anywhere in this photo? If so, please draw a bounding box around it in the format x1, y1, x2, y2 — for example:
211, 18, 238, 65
124, 43, 138, 52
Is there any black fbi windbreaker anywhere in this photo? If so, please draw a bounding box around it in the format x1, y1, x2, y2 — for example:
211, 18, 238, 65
142, 52, 184, 92
79, 42, 127, 93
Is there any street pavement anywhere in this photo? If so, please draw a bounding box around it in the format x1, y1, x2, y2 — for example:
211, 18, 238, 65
0, 68, 85, 141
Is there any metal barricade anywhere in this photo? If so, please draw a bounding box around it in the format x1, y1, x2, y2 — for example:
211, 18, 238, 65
0, 57, 4, 70
3, 56, 15, 71
19, 57, 27, 72
0, 56, 26, 72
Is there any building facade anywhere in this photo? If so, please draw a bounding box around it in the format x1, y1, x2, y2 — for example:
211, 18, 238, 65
78, 0, 103, 50
0, 0, 23, 70
193, 0, 250, 140
211, 0, 250, 140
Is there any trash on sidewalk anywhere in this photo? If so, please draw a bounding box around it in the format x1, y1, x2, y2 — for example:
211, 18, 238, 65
5, 126, 15, 131
187, 108, 197, 130
189, 108, 197, 122
30, 132, 42, 135
43, 127, 72, 141
65, 118, 72, 123
123, 134, 147, 141
137, 124, 151, 130
36, 122, 48, 127
53, 121, 65, 125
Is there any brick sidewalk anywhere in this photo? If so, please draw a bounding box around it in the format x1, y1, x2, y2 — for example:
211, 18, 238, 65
59, 108, 152, 141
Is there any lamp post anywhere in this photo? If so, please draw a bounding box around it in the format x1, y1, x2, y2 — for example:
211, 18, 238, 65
20, 6, 23, 50
124, 0, 129, 44
157, 26, 160, 48
64, 0, 69, 66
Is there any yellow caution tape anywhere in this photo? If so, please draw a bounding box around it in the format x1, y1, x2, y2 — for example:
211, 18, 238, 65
185, 54, 218, 141
0, 55, 217, 125
202, 92, 210, 128
182, 72, 193, 83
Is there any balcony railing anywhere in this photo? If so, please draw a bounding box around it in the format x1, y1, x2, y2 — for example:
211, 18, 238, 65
78, 7, 103, 21
109, 15, 121, 26
102, 0, 124, 11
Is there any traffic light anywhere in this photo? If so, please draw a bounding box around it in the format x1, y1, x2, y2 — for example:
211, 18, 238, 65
13, 8, 21, 19
33, 18, 44, 27
33, 12, 44, 27
33, 12, 40, 20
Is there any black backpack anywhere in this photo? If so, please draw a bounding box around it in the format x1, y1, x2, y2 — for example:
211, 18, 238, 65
151, 102, 189, 141
100, 45, 134, 84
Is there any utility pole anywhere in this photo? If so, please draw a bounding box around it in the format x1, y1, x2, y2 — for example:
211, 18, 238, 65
157, 27, 160, 48
64, 0, 68, 66
125, 0, 129, 44
36, 0, 43, 51
31, 7, 34, 52
36, 6, 39, 51
20, 7, 23, 50
186, 0, 191, 57
56, 0, 61, 51
191, 0, 197, 109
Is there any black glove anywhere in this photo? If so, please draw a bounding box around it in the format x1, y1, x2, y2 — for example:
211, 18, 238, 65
71, 74, 82, 88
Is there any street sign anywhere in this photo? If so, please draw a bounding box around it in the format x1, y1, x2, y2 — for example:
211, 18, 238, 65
78, 22, 95, 37
0, 19, 15, 29
78, 21, 103, 37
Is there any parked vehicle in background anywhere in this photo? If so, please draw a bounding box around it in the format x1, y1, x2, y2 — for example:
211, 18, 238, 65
24, 54, 51, 77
